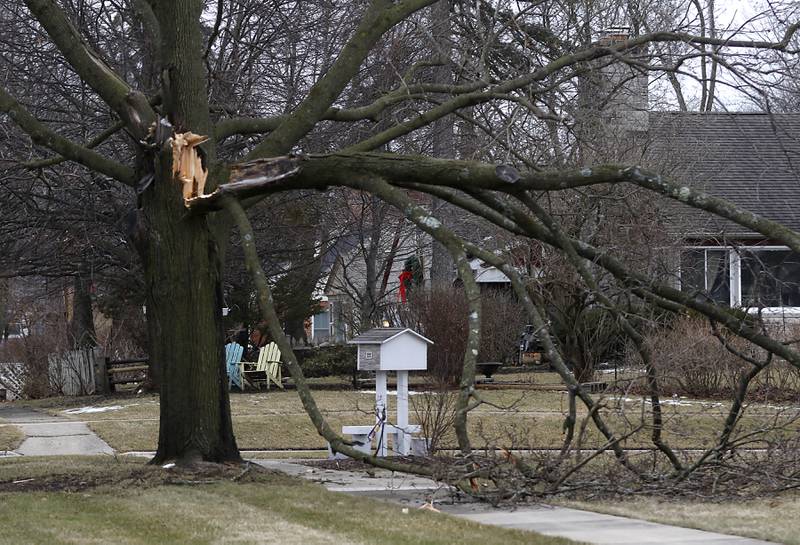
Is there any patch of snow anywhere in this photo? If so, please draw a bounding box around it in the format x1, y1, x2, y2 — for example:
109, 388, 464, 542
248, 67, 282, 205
62, 404, 132, 415
765, 404, 800, 411
618, 397, 723, 408
359, 391, 423, 396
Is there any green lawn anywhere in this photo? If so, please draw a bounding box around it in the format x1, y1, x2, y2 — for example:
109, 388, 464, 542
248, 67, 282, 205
0, 424, 24, 451
562, 496, 800, 545
0, 457, 574, 545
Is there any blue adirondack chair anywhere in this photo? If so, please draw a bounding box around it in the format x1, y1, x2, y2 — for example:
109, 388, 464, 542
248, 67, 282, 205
225, 343, 245, 390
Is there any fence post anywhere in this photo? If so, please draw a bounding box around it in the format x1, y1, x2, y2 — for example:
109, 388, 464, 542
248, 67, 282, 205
92, 348, 110, 395
47, 352, 64, 395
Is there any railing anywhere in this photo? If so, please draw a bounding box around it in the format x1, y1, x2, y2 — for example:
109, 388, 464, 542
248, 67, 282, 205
105, 357, 149, 392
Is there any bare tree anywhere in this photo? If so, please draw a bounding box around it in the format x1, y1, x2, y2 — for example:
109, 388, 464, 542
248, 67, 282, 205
1, 0, 799, 484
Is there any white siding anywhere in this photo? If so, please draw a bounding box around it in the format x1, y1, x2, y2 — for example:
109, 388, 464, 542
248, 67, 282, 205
380, 334, 427, 370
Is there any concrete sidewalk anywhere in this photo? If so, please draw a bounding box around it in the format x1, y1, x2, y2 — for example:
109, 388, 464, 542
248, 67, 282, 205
0, 406, 114, 456
254, 460, 778, 545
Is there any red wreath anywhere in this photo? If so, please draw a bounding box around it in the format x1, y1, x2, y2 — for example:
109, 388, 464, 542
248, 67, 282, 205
398, 270, 414, 303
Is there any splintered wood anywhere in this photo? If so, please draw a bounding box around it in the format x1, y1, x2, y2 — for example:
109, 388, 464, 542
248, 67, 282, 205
182, 155, 301, 212
171, 131, 208, 205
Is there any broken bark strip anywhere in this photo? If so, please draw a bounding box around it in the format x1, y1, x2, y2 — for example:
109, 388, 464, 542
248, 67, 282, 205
222, 196, 434, 476
185, 156, 301, 213
171, 131, 208, 202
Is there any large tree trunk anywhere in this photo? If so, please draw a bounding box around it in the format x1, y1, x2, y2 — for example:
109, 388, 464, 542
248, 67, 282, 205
0, 279, 9, 341
141, 162, 240, 464
70, 274, 96, 349
141, 0, 240, 464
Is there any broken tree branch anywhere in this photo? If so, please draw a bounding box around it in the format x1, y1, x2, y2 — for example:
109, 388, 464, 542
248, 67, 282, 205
199, 152, 800, 370
230, 152, 800, 254
185, 156, 302, 212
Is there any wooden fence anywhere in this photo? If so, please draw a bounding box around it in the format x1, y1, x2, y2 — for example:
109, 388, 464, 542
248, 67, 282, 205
105, 357, 149, 392
0, 362, 24, 400
48, 348, 105, 396
47, 349, 150, 395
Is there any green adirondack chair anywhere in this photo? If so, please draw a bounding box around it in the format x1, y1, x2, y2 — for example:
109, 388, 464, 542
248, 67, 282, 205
225, 342, 245, 390
242, 342, 283, 390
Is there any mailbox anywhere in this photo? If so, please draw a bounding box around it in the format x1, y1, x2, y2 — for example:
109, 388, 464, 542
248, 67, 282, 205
345, 328, 432, 457
349, 328, 431, 371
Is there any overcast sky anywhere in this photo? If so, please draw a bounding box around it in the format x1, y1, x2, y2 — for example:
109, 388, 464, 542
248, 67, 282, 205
662, 0, 796, 111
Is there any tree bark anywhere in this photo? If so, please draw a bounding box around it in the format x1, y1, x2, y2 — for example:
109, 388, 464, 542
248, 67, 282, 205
142, 150, 240, 464
70, 275, 96, 349
0, 279, 9, 341
142, 0, 239, 464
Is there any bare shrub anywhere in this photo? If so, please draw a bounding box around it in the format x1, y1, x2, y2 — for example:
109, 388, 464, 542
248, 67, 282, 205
478, 290, 527, 364
400, 286, 526, 385
410, 379, 458, 454
534, 255, 627, 382
1, 332, 67, 398
637, 316, 757, 397
95, 305, 148, 360
402, 286, 469, 385
749, 321, 800, 401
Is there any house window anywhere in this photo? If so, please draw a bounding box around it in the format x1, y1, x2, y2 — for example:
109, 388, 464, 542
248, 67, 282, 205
680, 248, 730, 304
740, 249, 800, 308
680, 246, 800, 311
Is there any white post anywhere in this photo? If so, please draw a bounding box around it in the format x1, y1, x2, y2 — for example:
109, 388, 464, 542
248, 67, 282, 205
396, 370, 409, 455
375, 370, 388, 457
729, 249, 742, 307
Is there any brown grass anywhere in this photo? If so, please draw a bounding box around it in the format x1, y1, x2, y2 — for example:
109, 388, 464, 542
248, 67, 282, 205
16, 386, 795, 454
0, 424, 24, 451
